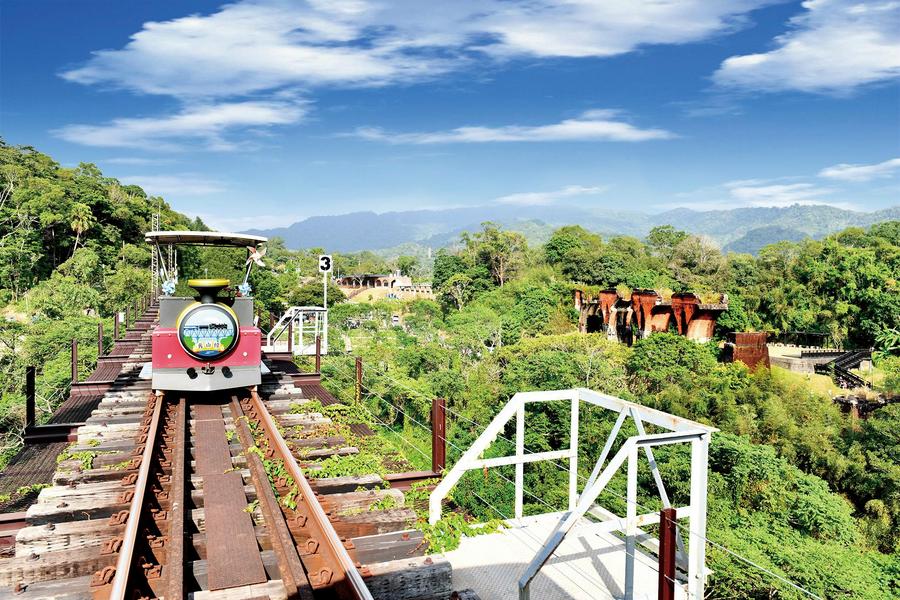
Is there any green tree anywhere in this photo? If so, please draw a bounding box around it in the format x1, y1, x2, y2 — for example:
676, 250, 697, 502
646, 225, 688, 260
287, 279, 346, 308
440, 273, 473, 310
627, 333, 718, 394
396, 255, 418, 277
462, 222, 527, 287
69, 202, 96, 254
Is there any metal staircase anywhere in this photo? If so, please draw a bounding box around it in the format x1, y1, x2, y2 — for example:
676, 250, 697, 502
815, 349, 872, 388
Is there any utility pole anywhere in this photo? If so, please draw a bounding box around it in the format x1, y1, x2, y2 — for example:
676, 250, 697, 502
432, 398, 446, 473
25, 366, 35, 430
315, 335, 321, 373
355, 357, 362, 404
71, 338, 79, 384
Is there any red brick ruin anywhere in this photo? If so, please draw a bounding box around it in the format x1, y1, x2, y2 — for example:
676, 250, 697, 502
575, 289, 728, 343
723, 332, 770, 371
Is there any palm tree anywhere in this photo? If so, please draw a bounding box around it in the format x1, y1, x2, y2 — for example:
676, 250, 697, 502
70, 202, 95, 254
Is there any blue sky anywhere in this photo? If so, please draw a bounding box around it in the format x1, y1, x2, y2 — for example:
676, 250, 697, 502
2, 0, 898, 230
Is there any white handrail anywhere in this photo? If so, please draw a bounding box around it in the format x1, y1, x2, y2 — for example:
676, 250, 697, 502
427, 388, 714, 600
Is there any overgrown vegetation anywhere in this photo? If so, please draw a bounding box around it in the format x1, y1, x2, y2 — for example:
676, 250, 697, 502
321, 220, 900, 598
3, 141, 899, 597
0, 142, 417, 470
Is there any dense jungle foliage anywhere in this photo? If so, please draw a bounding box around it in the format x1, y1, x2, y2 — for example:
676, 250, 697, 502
2, 142, 899, 598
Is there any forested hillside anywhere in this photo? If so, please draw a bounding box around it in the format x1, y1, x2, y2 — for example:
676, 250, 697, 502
0, 142, 201, 468
322, 222, 900, 598
246, 202, 900, 254
2, 141, 899, 598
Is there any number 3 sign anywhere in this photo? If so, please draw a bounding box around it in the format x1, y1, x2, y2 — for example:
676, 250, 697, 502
318, 255, 333, 273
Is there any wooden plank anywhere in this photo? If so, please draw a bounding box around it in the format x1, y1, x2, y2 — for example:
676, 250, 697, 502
353, 529, 426, 564
194, 403, 225, 422
362, 555, 452, 600
307, 474, 383, 494
2, 573, 94, 599
203, 472, 267, 590
330, 508, 417, 539
322, 489, 404, 515
195, 418, 232, 476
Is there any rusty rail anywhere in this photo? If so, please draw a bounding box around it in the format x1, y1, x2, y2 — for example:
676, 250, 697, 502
0, 512, 27, 551
231, 396, 313, 599
106, 391, 164, 599
166, 396, 187, 600
247, 390, 374, 600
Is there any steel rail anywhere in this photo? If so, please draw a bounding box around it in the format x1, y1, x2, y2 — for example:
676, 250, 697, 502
249, 390, 374, 600
231, 396, 313, 599
108, 391, 165, 599
166, 396, 187, 600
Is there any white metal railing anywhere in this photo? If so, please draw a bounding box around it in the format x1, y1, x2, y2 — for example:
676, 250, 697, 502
264, 306, 328, 356
428, 388, 716, 600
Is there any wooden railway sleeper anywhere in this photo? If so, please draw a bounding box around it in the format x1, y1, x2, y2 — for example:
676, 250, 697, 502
90, 391, 168, 600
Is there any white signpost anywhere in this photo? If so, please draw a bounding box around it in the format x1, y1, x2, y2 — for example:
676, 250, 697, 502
318, 254, 332, 355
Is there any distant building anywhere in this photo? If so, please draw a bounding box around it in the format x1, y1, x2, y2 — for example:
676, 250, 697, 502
335, 270, 433, 298
335, 271, 411, 288
574, 289, 728, 343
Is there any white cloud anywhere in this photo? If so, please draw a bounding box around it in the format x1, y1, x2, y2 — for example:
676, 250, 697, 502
351, 110, 674, 144
53, 100, 307, 150
725, 180, 836, 206
61, 0, 778, 98
479, 0, 778, 59
715, 0, 900, 93
55, 0, 778, 150
60, 1, 449, 97
496, 184, 608, 206
118, 174, 226, 196
819, 157, 900, 181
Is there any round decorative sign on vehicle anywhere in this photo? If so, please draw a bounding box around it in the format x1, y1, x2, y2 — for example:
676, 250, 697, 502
176, 303, 239, 360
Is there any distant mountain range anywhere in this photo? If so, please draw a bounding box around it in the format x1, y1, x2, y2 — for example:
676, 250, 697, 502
245, 204, 900, 255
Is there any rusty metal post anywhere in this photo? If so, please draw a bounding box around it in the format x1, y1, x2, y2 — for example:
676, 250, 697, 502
287, 319, 293, 353
71, 338, 78, 383
269, 313, 275, 333
315, 335, 321, 372
25, 366, 35, 430
114, 311, 120, 340
98, 322, 104, 356
658, 507, 677, 600
432, 398, 446, 473
355, 357, 362, 404
125, 306, 130, 329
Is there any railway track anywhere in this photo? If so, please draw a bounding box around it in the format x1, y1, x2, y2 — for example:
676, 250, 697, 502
2, 361, 453, 599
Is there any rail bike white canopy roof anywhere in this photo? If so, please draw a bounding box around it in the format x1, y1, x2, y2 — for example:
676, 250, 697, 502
145, 230, 267, 247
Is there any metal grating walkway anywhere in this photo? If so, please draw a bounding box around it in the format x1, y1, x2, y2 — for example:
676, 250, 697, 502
444, 513, 685, 600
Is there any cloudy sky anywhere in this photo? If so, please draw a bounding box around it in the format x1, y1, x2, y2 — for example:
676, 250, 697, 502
2, 0, 898, 229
